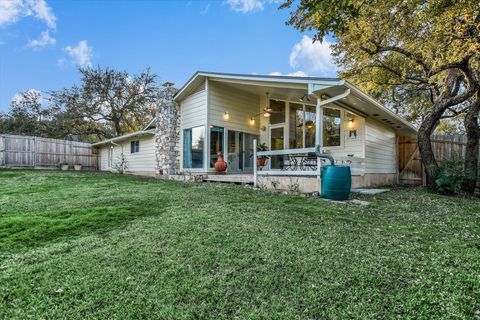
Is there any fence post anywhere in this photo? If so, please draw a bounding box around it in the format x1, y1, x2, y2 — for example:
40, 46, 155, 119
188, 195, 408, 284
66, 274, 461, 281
33, 136, 37, 168
253, 139, 257, 188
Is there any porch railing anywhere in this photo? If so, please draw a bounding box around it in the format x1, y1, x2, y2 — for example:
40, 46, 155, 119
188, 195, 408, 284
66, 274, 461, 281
252, 139, 365, 188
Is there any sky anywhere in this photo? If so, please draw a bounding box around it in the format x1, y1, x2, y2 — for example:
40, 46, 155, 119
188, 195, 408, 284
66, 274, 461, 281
0, 0, 337, 112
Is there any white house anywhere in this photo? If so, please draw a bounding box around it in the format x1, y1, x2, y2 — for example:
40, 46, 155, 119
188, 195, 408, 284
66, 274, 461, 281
94, 71, 417, 192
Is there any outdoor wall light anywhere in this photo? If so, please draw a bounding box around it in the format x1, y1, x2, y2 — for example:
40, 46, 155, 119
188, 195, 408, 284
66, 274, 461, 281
224, 111, 230, 120
250, 117, 255, 126
348, 118, 355, 128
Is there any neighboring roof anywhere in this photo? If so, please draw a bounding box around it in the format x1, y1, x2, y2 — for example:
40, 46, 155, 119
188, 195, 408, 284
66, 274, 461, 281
92, 129, 155, 147
174, 71, 417, 135
143, 117, 156, 131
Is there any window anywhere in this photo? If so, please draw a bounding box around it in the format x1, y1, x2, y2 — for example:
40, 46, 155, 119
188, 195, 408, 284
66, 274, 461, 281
305, 105, 316, 147
183, 126, 205, 169
323, 107, 342, 147
130, 140, 140, 153
210, 126, 224, 168
289, 103, 304, 149
269, 100, 286, 125
288, 103, 316, 149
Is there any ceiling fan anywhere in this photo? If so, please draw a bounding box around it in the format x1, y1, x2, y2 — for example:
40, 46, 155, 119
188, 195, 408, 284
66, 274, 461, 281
252, 92, 283, 118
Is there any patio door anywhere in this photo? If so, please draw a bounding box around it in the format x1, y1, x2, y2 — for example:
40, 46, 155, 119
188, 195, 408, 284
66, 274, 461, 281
226, 130, 258, 173
269, 125, 285, 169
227, 130, 243, 173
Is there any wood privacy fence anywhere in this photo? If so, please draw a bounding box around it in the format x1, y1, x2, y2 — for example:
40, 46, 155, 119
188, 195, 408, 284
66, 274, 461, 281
398, 135, 480, 186
0, 134, 98, 170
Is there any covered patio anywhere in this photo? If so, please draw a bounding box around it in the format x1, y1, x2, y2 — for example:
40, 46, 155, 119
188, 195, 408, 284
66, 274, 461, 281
174, 72, 416, 192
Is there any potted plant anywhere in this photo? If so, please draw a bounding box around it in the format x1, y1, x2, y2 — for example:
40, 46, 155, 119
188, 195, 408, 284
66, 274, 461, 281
256, 142, 270, 167
74, 163, 82, 171
59, 161, 69, 171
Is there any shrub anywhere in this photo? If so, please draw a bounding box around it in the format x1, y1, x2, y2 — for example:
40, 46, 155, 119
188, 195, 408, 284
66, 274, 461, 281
435, 155, 465, 194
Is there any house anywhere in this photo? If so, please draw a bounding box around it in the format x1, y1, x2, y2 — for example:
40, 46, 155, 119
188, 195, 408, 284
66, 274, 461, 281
94, 71, 417, 192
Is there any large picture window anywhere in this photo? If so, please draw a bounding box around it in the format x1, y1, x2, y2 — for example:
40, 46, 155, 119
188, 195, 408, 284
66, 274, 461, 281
323, 107, 342, 147
288, 103, 316, 149
183, 126, 205, 169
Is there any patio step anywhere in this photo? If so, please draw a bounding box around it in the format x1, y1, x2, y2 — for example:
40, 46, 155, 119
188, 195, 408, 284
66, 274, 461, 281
203, 174, 254, 184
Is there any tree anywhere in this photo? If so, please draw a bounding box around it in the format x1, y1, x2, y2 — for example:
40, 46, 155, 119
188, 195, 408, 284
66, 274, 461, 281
0, 90, 51, 136
50, 67, 159, 138
281, 0, 480, 188
462, 93, 480, 192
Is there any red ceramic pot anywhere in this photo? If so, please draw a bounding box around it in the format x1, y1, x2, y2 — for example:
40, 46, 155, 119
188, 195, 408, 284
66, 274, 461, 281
257, 157, 267, 167
214, 152, 228, 172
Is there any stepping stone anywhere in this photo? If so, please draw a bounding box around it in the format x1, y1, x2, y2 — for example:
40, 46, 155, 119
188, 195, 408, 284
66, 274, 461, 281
351, 188, 390, 195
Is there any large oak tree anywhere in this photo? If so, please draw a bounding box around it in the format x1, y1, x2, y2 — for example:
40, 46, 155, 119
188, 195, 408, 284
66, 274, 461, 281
281, 0, 479, 189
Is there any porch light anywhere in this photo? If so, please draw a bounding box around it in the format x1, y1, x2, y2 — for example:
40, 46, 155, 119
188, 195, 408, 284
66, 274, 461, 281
348, 118, 354, 128
224, 111, 230, 120
250, 117, 255, 126
263, 112, 271, 117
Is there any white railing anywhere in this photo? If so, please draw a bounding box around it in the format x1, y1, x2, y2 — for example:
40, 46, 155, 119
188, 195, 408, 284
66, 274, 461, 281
252, 139, 365, 188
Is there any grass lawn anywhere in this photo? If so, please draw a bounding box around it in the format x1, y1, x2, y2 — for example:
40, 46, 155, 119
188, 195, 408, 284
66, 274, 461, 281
0, 169, 479, 319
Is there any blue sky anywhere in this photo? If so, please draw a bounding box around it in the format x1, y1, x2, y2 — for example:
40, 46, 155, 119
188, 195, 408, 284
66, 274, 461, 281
0, 0, 337, 111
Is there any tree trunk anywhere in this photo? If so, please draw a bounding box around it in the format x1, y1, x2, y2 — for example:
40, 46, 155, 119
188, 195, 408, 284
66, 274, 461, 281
418, 105, 444, 188
462, 93, 480, 193
417, 70, 464, 189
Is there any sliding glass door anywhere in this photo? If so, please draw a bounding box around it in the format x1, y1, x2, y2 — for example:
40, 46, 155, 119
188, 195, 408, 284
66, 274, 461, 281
224, 130, 258, 173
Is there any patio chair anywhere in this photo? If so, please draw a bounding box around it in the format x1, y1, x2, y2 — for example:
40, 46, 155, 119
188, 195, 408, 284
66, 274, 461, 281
301, 152, 318, 171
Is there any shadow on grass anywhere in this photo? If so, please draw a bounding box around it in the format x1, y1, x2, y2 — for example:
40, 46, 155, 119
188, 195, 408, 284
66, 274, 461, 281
0, 204, 166, 256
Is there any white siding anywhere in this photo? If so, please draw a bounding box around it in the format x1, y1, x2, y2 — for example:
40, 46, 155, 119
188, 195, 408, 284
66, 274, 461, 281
323, 108, 365, 159
364, 118, 396, 174
181, 88, 206, 130
98, 134, 156, 175
208, 81, 260, 134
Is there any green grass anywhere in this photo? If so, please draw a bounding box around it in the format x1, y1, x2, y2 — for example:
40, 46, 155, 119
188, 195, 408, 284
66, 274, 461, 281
0, 169, 479, 319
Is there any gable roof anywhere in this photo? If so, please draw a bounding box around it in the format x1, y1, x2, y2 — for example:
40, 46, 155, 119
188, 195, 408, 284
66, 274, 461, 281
174, 71, 417, 135
91, 129, 155, 147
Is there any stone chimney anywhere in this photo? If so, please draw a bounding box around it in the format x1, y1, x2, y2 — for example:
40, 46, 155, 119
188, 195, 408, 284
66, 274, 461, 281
155, 82, 180, 177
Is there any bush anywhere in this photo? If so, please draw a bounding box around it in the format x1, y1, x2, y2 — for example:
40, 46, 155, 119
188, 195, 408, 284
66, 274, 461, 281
435, 155, 465, 194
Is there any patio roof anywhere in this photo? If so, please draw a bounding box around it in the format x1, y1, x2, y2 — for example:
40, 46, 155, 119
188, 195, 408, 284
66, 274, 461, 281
174, 71, 417, 135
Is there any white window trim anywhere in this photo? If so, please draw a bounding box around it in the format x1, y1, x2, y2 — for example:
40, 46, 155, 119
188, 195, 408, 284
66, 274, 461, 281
265, 98, 345, 150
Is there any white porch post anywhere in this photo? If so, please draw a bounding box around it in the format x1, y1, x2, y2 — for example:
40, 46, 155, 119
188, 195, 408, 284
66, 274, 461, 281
253, 138, 257, 188
315, 96, 323, 194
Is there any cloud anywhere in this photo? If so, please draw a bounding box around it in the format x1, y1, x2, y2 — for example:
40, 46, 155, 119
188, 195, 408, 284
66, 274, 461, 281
200, 3, 210, 15
268, 71, 308, 77
27, 30, 55, 48
0, 0, 56, 29
224, 0, 264, 13
289, 35, 337, 75
64, 40, 93, 67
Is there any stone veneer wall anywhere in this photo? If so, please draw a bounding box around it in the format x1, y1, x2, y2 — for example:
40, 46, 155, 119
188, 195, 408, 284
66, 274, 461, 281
155, 83, 180, 177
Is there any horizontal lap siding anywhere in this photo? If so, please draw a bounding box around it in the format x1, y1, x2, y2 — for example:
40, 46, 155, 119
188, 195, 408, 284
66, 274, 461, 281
208, 81, 260, 134
181, 89, 206, 129
325, 113, 365, 160
365, 118, 396, 174
99, 135, 156, 174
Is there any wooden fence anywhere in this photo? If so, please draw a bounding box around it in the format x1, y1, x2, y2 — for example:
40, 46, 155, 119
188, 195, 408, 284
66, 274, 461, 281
398, 135, 480, 186
0, 134, 98, 170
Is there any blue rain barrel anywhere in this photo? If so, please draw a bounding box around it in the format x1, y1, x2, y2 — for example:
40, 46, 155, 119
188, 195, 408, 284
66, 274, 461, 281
321, 165, 351, 201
